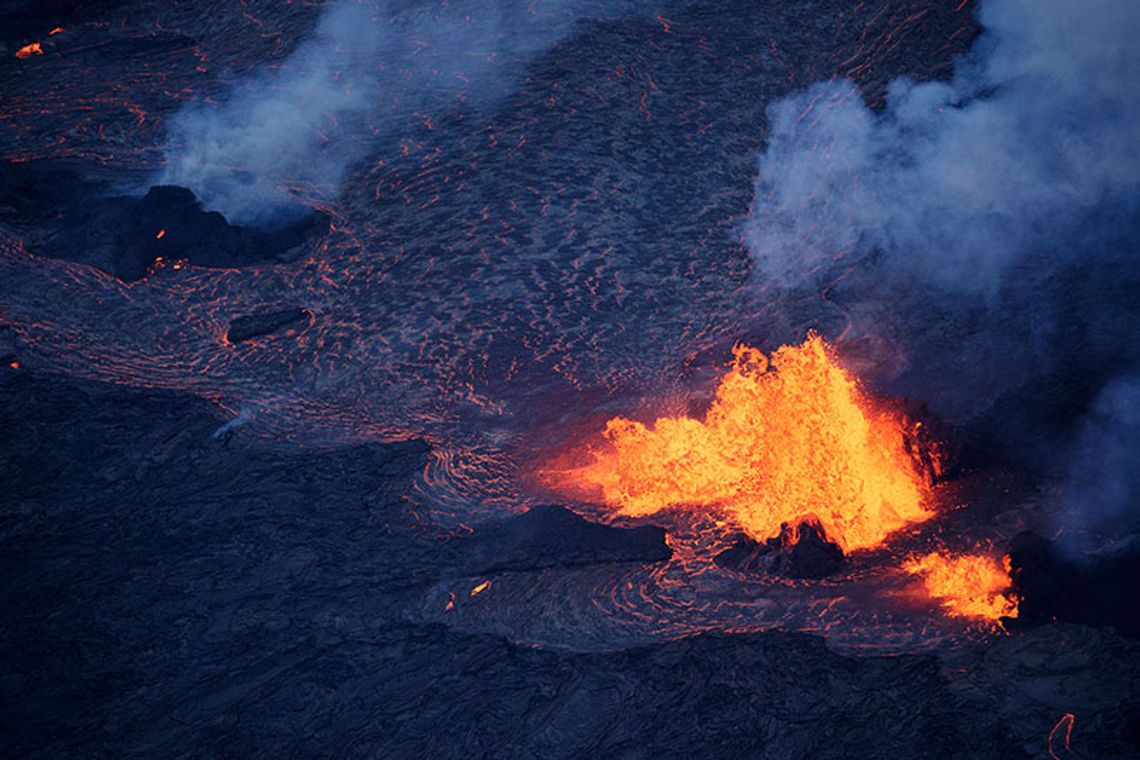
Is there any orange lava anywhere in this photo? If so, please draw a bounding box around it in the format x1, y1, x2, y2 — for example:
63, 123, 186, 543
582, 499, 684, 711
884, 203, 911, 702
1048, 713, 1076, 760
15, 42, 43, 59
904, 551, 1018, 621
545, 333, 931, 551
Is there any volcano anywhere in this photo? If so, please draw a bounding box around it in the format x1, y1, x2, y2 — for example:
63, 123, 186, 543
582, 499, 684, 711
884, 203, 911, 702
2, 0, 1140, 757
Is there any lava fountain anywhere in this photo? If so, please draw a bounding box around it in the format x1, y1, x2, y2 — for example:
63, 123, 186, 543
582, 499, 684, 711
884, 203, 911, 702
904, 551, 1019, 622
546, 333, 932, 551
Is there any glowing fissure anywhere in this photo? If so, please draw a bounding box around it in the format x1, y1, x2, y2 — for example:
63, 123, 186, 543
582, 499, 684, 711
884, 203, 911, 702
549, 334, 931, 551
904, 551, 1018, 621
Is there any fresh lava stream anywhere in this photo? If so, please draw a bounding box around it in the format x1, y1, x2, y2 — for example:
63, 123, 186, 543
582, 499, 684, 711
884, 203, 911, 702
544, 333, 1018, 624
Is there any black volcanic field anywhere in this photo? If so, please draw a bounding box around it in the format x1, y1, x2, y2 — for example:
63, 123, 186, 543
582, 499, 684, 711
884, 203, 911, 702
2, 1, 1140, 757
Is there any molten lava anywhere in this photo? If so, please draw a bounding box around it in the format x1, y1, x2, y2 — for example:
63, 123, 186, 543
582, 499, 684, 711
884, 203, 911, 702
547, 334, 931, 551
1048, 713, 1076, 760
15, 42, 44, 60
904, 551, 1018, 621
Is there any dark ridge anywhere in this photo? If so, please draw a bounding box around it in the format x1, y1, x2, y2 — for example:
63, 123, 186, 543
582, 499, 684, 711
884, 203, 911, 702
1006, 531, 1140, 638
11, 180, 327, 281
715, 517, 844, 579
0, 159, 110, 221
450, 503, 671, 574
226, 307, 312, 344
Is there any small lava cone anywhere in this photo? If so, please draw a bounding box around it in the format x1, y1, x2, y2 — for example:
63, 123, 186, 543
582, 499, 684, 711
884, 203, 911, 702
34, 185, 327, 281
715, 517, 844, 579
1006, 531, 1140, 638
451, 504, 671, 574
226, 307, 312, 343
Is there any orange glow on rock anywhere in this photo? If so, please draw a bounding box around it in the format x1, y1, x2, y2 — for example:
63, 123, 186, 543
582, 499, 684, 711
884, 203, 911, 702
470, 580, 491, 597
156, 229, 166, 239
15, 42, 43, 59
904, 551, 1018, 621
546, 333, 931, 551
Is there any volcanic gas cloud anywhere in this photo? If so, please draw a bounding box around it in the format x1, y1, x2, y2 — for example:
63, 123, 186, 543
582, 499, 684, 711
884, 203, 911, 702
549, 334, 931, 551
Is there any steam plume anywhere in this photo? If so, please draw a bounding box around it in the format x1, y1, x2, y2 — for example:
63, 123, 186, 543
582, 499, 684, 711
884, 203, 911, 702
159, 1, 387, 226
158, 0, 656, 226
745, 0, 1140, 294
743, 0, 1140, 544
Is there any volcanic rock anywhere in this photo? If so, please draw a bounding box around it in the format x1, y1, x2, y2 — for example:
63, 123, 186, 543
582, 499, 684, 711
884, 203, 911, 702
0, 161, 105, 223
5, 332, 1140, 758
1, 0, 86, 22
0, 325, 17, 365
1007, 531, 1140, 638
715, 518, 844, 579
899, 402, 962, 486
451, 504, 671, 573
226, 307, 312, 343
30, 184, 326, 281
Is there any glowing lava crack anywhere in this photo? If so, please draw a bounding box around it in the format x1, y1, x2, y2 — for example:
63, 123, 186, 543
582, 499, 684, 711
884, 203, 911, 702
546, 333, 931, 551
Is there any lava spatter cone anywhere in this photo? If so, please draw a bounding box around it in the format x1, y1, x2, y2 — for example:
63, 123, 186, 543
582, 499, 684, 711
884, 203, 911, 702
714, 516, 845, 579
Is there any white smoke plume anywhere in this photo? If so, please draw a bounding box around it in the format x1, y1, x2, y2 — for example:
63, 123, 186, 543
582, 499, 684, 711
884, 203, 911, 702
158, 0, 658, 226
745, 0, 1140, 294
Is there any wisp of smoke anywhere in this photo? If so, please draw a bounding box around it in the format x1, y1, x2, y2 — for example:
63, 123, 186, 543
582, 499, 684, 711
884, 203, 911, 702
158, 0, 664, 227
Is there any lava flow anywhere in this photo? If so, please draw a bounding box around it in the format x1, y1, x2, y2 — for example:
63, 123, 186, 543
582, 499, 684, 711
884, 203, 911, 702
546, 333, 932, 551
14, 42, 44, 60
904, 551, 1018, 621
